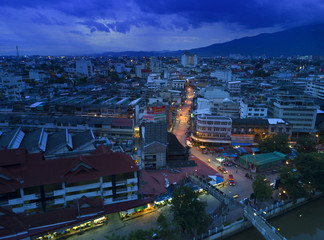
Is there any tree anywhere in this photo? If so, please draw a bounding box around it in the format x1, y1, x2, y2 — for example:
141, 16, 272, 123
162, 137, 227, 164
252, 174, 272, 204
170, 186, 208, 238
294, 152, 324, 192
277, 167, 309, 202
295, 137, 317, 153
258, 134, 290, 154
127, 229, 156, 240
156, 213, 181, 240
105, 233, 127, 240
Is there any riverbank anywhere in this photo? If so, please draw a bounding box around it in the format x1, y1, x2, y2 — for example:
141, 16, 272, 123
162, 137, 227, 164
202, 192, 323, 240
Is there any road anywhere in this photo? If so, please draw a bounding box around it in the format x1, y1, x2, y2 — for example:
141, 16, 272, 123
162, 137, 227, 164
172, 87, 254, 202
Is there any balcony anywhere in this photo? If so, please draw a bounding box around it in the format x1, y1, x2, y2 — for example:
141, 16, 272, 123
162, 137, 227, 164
102, 182, 112, 188
116, 180, 127, 186
103, 190, 113, 197
23, 194, 38, 201
65, 182, 100, 193
126, 178, 138, 185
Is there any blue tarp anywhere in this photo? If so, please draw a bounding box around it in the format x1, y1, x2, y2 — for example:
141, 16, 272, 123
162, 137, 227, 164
237, 147, 247, 153
251, 148, 259, 152
156, 193, 172, 202
222, 153, 227, 156
227, 154, 237, 158
231, 143, 252, 146
219, 147, 224, 149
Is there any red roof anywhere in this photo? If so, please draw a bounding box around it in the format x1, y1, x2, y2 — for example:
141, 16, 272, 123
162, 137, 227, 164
0, 146, 139, 192
139, 156, 217, 196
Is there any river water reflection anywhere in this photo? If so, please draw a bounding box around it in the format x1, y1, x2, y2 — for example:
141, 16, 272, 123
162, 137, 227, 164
228, 197, 324, 240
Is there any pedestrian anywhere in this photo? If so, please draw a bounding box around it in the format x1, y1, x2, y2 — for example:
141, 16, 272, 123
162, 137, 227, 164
236, 169, 238, 173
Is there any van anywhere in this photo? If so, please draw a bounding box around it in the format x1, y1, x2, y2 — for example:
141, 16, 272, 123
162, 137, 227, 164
228, 174, 235, 186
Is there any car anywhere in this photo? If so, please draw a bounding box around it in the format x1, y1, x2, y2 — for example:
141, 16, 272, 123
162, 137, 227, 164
228, 174, 235, 186
217, 166, 228, 174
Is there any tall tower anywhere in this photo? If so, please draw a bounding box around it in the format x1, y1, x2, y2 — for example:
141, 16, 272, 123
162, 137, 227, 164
16, 46, 19, 58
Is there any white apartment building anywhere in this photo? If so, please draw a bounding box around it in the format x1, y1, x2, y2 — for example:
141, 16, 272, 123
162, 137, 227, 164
210, 69, 232, 82
192, 115, 232, 144
305, 81, 324, 100
227, 81, 241, 95
0, 147, 139, 214
181, 52, 198, 67
269, 94, 318, 133
76, 59, 94, 76
240, 100, 268, 118
172, 79, 186, 89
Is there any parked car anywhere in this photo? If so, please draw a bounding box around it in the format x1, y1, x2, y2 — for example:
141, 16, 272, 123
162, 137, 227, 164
228, 174, 235, 186
217, 166, 228, 174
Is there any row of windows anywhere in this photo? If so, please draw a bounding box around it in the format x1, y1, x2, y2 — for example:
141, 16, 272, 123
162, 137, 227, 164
283, 113, 314, 117
197, 121, 231, 125
198, 133, 229, 138
248, 108, 265, 111
197, 127, 229, 132
248, 113, 265, 116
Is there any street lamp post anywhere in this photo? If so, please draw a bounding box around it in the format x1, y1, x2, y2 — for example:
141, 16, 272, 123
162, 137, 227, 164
253, 152, 256, 168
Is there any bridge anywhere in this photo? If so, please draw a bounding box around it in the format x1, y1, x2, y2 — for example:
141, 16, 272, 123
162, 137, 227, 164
188, 174, 286, 240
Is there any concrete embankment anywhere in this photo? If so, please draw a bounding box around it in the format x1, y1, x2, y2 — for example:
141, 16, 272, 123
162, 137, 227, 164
201, 192, 323, 240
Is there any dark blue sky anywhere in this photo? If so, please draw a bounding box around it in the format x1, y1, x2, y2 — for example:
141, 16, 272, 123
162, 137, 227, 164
0, 0, 323, 55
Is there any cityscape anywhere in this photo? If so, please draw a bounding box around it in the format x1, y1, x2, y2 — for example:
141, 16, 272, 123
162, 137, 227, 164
1, 1, 324, 240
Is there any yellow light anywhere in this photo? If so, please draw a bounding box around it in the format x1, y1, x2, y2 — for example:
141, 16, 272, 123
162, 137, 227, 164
283, 190, 286, 194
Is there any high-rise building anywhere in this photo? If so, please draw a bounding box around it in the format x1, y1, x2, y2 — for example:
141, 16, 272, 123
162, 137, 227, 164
181, 52, 198, 67
269, 94, 318, 135
76, 59, 94, 76
210, 69, 232, 82
150, 56, 161, 73
305, 81, 324, 100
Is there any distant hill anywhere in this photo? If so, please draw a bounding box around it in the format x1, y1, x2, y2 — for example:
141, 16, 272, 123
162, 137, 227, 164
100, 24, 324, 57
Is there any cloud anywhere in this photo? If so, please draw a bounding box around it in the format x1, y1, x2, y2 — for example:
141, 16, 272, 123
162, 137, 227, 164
0, 0, 323, 54
79, 20, 110, 33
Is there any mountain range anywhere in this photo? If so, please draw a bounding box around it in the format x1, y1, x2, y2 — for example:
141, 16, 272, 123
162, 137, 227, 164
101, 24, 324, 57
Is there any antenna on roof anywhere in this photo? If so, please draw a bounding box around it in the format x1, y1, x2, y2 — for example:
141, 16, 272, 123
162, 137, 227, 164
16, 46, 19, 58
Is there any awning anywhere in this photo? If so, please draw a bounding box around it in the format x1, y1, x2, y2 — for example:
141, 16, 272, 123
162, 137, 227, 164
251, 148, 259, 152
231, 142, 253, 146
237, 147, 247, 153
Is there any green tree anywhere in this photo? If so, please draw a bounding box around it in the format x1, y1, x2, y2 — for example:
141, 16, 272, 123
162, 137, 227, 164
277, 167, 309, 202
127, 229, 156, 240
294, 153, 324, 192
295, 137, 317, 153
105, 233, 127, 240
252, 174, 273, 204
171, 186, 208, 238
156, 213, 180, 240
258, 134, 290, 154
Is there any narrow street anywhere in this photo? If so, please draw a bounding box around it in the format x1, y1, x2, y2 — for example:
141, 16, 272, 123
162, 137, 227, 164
172, 87, 254, 201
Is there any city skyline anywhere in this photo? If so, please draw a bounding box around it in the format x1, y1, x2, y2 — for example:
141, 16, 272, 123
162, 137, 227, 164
1, 0, 324, 55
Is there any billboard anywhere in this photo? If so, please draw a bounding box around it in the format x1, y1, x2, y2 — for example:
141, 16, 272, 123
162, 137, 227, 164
147, 106, 166, 114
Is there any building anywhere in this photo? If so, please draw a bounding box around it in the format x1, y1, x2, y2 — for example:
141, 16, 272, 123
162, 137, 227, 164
140, 121, 167, 169
192, 115, 232, 144
172, 79, 186, 89
210, 69, 232, 82
231, 118, 269, 143
266, 118, 292, 137
181, 52, 198, 67
76, 59, 94, 76
240, 99, 268, 118
227, 81, 241, 95
0, 146, 148, 239
150, 57, 161, 73
305, 81, 324, 100
135, 64, 145, 78
269, 94, 318, 135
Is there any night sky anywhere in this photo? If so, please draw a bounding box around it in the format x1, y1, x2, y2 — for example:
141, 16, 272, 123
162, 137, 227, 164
1, 0, 323, 55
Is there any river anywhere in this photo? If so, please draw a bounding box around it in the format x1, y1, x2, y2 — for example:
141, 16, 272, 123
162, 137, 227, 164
228, 197, 324, 240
